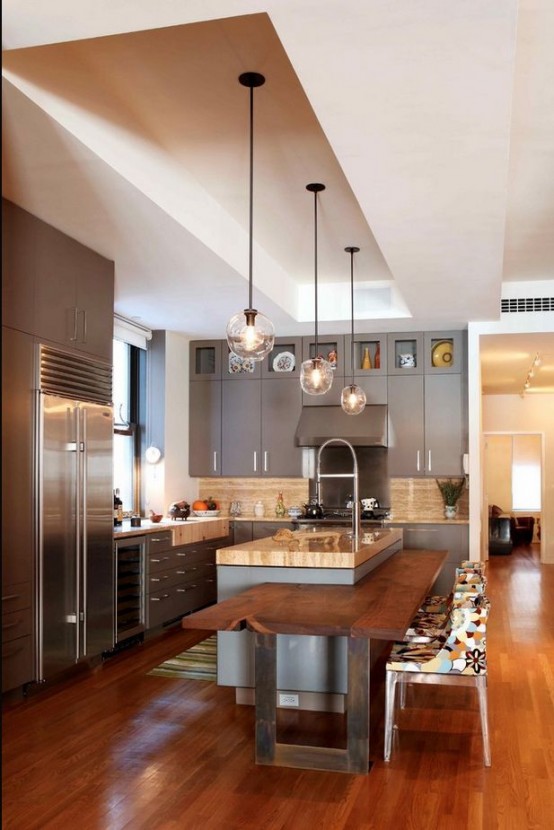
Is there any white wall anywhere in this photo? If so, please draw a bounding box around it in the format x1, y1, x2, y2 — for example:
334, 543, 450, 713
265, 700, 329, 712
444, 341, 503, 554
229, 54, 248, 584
144, 332, 197, 514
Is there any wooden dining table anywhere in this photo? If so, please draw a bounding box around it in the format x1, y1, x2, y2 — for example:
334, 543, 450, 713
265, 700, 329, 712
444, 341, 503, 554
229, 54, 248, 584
182, 548, 447, 774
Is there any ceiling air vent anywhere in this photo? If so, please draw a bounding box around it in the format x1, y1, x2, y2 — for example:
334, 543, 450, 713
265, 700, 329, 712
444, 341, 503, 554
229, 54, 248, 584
501, 297, 553, 313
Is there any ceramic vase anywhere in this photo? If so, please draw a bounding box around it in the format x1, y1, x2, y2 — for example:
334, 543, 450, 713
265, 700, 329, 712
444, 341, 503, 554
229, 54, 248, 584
444, 505, 457, 520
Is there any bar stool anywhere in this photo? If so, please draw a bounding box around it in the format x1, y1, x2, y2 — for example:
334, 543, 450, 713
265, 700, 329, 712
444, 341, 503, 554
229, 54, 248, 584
384, 596, 491, 766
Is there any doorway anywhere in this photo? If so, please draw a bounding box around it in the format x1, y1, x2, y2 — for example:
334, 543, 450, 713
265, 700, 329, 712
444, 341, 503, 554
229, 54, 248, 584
483, 432, 543, 559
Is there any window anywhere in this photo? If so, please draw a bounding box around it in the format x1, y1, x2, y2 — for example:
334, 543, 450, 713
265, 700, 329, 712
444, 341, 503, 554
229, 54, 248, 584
113, 339, 146, 514
512, 435, 541, 511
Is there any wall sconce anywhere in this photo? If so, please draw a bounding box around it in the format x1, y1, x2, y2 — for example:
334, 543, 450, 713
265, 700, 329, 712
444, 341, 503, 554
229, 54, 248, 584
145, 446, 162, 464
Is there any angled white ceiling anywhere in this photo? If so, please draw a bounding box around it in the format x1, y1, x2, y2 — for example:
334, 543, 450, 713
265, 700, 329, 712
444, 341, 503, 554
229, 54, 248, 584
2, 1, 554, 390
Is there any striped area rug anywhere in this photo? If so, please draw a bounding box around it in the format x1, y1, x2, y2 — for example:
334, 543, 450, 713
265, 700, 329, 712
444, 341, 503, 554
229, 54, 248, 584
148, 635, 217, 681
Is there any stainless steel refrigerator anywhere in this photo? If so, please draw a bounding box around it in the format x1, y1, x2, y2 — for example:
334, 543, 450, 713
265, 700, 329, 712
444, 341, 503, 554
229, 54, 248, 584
37, 346, 114, 680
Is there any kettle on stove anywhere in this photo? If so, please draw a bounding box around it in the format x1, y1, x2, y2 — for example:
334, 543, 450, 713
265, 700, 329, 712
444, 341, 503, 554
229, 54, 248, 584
304, 498, 324, 519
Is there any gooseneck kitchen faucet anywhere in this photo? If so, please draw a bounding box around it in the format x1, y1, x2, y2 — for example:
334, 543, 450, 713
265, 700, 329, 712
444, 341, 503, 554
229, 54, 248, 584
316, 438, 361, 544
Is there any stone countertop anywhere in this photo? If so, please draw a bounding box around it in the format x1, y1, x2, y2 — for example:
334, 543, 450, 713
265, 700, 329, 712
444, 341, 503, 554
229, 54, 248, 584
229, 514, 468, 525
216, 526, 403, 569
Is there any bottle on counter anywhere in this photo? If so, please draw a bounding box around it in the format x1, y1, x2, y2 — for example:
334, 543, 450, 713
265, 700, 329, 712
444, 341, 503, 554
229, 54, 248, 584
114, 489, 123, 527
275, 492, 286, 518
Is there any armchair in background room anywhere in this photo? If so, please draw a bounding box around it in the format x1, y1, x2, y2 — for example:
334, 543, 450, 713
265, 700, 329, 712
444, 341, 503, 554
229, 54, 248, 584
510, 516, 535, 546
488, 505, 513, 556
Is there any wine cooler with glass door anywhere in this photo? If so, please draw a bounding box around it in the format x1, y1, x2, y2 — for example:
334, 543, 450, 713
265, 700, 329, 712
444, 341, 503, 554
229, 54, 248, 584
114, 536, 146, 644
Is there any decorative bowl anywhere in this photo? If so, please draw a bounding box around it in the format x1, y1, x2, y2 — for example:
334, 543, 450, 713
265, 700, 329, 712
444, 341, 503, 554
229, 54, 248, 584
193, 509, 221, 517
287, 506, 304, 518
150, 513, 163, 523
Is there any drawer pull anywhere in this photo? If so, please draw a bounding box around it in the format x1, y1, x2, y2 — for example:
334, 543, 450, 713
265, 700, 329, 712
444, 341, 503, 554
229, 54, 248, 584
177, 584, 197, 592
150, 556, 170, 563
150, 594, 170, 602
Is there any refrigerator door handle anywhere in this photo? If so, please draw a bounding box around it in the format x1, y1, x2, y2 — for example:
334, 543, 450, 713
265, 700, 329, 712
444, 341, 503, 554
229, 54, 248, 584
74, 405, 81, 661
80, 407, 87, 655
35, 392, 45, 682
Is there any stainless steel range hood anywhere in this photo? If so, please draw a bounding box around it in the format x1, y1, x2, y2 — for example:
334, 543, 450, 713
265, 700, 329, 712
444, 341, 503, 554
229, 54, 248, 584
295, 405, 388, 447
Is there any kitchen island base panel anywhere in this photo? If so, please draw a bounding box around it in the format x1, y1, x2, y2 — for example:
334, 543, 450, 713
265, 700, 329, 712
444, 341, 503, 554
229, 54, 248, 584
236, 686, 346, 712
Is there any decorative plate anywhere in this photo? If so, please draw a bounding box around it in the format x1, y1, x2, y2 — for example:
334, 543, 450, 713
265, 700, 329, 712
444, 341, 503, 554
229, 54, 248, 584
273, 351, 295, 372
193, 509, 221, 517
432, 340, 454, 368
228, 354, 255, 374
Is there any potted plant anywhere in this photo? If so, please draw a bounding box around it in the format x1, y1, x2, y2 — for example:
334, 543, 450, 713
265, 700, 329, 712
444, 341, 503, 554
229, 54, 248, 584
435, 477, 465, 519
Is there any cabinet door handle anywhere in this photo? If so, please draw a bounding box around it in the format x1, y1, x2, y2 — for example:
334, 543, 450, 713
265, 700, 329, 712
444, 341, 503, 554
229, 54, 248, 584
263, 451, 269, 472
416, 450, 421, 472
428, 450, 432, 472
213, 451, 218, 473
253, 451, 258, 472
69, 307, 78, 342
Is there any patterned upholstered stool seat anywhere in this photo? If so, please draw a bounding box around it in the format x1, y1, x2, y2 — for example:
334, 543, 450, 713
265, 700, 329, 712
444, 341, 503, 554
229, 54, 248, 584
385, 596, 491, 766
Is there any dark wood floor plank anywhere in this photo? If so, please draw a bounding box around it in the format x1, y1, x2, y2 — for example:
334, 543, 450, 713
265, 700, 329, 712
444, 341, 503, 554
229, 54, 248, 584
3, 546, 554, 829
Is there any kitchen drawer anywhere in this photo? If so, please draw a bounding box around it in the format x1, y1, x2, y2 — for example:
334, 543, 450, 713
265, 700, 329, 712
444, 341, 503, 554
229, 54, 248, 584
2, 581, 32, 614
147, 577, 216, 628
146, 531, 173, 554
173, 546, 215, 567
2, 635, 33, 693
2, 607, 32, 644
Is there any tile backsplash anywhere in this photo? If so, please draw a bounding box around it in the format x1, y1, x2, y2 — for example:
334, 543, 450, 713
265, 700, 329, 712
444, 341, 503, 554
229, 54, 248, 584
197, 476, 468, 521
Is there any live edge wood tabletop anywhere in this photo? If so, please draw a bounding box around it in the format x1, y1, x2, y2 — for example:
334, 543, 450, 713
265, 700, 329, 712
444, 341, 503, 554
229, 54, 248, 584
181, 549, 446, 775
181, 548, 447, 641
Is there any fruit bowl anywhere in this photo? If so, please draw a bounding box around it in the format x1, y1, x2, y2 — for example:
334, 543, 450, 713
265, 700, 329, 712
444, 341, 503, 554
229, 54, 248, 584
193, 509, 221, 517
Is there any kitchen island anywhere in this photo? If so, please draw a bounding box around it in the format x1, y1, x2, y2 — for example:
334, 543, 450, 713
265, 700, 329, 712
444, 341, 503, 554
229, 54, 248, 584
182, 545, 446, 773
208, 527, 403, 712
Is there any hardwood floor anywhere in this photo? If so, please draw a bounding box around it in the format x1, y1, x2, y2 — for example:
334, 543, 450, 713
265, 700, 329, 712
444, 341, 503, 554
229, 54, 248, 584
3, 545, 553, 830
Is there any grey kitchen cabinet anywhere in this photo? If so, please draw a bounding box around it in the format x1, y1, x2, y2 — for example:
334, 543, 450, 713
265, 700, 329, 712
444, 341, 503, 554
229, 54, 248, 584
344, 334, 387, 377
261, 337, 303, 379
387, 332, 424, 375
389, 522, 469, 596
189, 340, 223, 380
189, 381, 222, 476
355, 375, 388, 405
221, 378, 303, 477
1, 326, 35, 692
145, 531, 227, 629
2, 199, 114, 362
388, 366, 465, 477
424, 331, 464, 374
221, 380, 261, 476
231, 522, 254, 545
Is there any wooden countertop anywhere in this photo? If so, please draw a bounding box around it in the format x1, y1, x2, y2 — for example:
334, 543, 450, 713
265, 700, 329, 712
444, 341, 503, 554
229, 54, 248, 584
184, 548, 446, 641
216, 527, 403, 569
114, 517, 229, 542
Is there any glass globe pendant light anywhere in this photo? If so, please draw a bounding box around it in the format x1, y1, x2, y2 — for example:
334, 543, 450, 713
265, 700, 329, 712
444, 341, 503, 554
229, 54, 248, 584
341, 246, 367, 415
300, 183, 333, 395
226, 72, 275, 361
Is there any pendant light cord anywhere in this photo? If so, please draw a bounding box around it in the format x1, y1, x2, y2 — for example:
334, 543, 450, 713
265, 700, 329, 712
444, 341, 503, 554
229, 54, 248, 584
345, 246, 360, 385
313, 189, 319, 354
248, 82, 254, 311
350, 249, 354, 385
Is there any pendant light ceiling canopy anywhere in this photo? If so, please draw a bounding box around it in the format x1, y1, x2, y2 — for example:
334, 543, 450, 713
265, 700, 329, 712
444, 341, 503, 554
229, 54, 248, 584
341, 246, 367, 415
300, 183, 334, 396
226, 72, 275, 362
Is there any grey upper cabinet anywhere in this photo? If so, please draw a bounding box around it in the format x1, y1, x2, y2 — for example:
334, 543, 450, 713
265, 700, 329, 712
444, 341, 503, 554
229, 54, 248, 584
387, 374, 425, 476
189, 340, 223, 380
260, 378, 303, 476
344, 334, 387, 376
2, 199, 114, 362
424, 331, 464, 374
221, 380, 262, 475
261, 337, 303, 380
221, 377, 302, 477
387, 332, 424, 375
388, 372, 465, 476
189, 381, 222, 476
